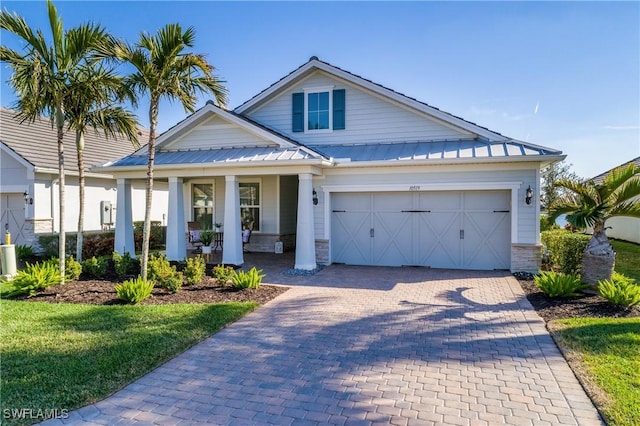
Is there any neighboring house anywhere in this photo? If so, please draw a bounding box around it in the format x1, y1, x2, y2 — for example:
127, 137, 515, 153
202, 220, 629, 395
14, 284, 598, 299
98, 57, 564, 272
591, 156, 640, 244
0, 107, 168, 248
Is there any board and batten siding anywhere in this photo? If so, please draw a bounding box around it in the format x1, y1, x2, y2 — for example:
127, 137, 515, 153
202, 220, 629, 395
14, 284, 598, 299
315, 166, 539, 245
245, 71, 471, 146
165, 116, 275, 151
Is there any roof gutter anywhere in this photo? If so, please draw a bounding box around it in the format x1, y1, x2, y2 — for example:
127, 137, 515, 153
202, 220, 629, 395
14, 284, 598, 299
330, 154, 566, 168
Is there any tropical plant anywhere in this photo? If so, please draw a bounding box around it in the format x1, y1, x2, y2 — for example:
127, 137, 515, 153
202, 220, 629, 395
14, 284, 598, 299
599, 272, 640, 307
0, 0, 113, 283
534, 271, 588, 297
65, 64, 140, 262
184, 255, 206, 285
7, 261, 62, 297
112, 251, 137, 278
548, 163, 640, 284
114, 276, 154, 304
114, 23, 227, 280
147, 253, 182, 292
199, 229, 215, 246
231, 267, 265, 290
64, 256, 82, 281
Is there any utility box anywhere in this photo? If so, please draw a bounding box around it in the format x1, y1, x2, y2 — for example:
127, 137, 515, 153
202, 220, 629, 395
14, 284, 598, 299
100, 201, 113, 228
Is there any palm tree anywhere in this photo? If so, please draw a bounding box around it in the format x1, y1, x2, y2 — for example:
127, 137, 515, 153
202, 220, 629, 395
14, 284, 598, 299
114, 23, 227, 279
65, 65, 140, 261
0, 0, 112, 282
548, 163, 640, 284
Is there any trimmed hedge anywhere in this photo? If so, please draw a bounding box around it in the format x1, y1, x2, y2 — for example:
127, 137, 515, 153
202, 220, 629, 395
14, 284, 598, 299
541, 230, 590, 274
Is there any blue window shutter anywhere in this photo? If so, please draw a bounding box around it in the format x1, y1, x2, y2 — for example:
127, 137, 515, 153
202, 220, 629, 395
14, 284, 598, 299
333, 89, 345, 130
292, 93, 304, 132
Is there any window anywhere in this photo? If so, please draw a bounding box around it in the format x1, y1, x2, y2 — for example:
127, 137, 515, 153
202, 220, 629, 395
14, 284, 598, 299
308, 91, 330, 130
192, 183, 214, 228
239, 182, 260, 231
292, 88, 345, 133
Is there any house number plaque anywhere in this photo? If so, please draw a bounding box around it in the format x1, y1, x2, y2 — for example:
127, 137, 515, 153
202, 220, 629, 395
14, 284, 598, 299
409, 185, 421, 191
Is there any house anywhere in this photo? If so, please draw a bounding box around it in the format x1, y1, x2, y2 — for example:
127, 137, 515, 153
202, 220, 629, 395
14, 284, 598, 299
0, 107, 169, 248
591, 156, 640, 244
98, 57, 565, 272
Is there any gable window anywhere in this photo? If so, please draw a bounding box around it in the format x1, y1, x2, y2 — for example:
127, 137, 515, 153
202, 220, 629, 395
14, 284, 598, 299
292, 88, 345, 133
239, 182, 260, 231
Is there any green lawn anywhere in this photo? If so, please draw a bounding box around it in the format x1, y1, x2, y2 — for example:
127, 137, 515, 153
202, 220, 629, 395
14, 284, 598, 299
551, 318, 640, 426
0, 300, 257, 426
551, 239, 640, 426
612, 239, 640, 281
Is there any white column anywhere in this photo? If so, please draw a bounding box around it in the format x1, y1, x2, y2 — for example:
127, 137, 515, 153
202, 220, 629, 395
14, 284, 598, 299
222, 175, 243, 265
114, 179, 135, 256
165, 177, 186, 261
295, 173, 317, 270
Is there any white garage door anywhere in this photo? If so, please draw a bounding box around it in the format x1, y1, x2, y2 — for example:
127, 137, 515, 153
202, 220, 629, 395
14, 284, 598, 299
331, 191, 511, 270
1, 194, 27, 245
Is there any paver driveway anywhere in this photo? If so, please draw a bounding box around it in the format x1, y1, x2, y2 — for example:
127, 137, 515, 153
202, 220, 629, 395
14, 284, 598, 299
46, 266, 603, 425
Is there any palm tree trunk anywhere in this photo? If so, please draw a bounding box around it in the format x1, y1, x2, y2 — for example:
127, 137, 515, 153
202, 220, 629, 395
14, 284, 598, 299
56, 104, 66, 284
140, 100, 158, 280
76, 131, 85, 262
581, 221, 615, 286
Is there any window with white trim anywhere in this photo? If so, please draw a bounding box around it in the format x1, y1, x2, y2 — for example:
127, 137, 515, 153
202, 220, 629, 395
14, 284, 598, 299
192, 183, 214, 228
239, 182, 260, 231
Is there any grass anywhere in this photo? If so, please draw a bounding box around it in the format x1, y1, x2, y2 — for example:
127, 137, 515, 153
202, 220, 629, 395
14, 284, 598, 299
612, 239, 640, 281
550, 318, 640, 426
549, 239, 640, 425
0, 300, 257, 426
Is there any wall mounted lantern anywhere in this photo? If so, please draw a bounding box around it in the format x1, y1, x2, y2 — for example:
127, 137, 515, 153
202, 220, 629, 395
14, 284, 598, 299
312, 189, 319, 206
23, 190, 33, 205
525, 186, 533, 205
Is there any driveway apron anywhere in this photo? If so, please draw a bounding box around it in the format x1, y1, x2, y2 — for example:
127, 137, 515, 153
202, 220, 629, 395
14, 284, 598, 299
46, 266, 603, 426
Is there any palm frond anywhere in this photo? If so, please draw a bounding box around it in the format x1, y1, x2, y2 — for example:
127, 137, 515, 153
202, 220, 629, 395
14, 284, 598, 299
607, 200, 640, 220
601, 163, 640, 200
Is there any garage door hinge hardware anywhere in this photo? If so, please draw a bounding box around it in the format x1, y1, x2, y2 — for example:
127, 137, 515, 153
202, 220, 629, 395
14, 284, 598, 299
460, 230, 464, 239
332, 210, 346, 213
401, 210, 432, 213
370, 228, 375, 237
493, 210, 510, 213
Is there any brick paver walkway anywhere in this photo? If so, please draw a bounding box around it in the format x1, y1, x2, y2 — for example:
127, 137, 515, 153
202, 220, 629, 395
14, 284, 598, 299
45, 264, 603, 425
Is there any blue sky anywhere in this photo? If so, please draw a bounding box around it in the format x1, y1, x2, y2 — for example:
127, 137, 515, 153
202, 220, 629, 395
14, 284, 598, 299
1, 1, 638, 179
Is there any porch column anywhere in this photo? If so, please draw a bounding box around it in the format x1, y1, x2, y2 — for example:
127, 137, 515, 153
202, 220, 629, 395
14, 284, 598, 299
114, 178, 135, 256
165, 177, 186, 261
295, 173, 317, 270
222, 175, 243, 265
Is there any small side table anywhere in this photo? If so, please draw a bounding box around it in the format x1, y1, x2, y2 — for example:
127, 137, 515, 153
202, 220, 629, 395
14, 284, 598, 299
213, 232, 223, 251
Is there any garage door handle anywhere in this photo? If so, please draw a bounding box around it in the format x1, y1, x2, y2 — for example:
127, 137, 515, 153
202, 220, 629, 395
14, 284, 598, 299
332, 210, 346, 213
493, 210, 510, 213
401, 210, 432, 213
460, 230, 464, 239
370, 228, 375, 238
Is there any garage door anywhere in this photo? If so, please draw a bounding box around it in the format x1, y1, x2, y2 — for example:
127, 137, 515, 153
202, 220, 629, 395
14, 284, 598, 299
331, 191, 511, 270
0, 194, 27, 245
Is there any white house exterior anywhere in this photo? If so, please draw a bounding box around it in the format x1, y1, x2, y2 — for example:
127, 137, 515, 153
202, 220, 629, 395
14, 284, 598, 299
592, 157, 640, 244
0, 108, 168, 248
99, 57, 565, 272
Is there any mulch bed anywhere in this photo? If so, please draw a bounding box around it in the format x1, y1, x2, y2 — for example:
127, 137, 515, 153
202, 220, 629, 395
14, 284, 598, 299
517, 278, 640, 321
14, 277, 289, 305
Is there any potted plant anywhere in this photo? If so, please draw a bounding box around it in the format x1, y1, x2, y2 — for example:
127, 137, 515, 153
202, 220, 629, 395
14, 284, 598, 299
199, 229, 214, 254
214, 222, 223, 232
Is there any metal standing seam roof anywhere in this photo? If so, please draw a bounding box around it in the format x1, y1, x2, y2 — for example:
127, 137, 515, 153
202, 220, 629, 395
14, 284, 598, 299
109, 146, 320, 167
308, 139, 563, 162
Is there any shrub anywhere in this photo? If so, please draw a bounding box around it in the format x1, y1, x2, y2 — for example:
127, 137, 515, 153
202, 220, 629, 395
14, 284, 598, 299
83, 232, 115, 259
112, 252, 138, 278
599, 272, 640, 307
540, 215, 559, 232
213, 264, 236, 286
38, 234, 77, 258
14, 244, 35, 261
534, 271, 588, 297
133, 221, 164, 251
541, 230, 590, 274
65, 256, 82, 281
114, 276, 154, 304
147, 253, 182, 292
8, 261, 62, 297
231, 267, 265, 289
184, 255, 206, 286
82, 256, 108, 278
